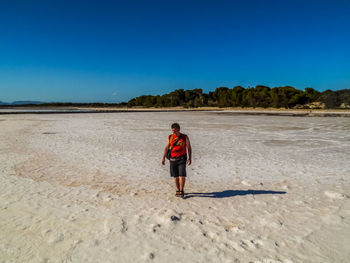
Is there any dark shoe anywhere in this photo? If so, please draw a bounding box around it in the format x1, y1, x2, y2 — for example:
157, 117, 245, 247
175, 190, 182, 197
180, 191, 184, 198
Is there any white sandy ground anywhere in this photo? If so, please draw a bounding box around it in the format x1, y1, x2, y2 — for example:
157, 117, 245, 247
0, 112, 350, 263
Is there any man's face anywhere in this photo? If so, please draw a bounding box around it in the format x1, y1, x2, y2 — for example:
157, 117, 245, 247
172, 127, 180, 134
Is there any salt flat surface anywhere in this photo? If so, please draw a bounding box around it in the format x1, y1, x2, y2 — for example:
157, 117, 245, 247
1, 112, 349, 262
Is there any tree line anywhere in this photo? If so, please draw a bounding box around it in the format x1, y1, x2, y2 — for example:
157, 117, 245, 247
2, 86, 349, 109
127, 86, 350, 109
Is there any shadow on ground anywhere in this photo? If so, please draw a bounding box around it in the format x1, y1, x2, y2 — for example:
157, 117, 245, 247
184, 189, 286, 199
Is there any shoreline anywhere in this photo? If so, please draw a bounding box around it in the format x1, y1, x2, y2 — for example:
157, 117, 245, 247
1, 106, 350, 117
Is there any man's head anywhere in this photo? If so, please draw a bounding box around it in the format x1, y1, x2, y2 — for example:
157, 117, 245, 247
171, 123, 180, 135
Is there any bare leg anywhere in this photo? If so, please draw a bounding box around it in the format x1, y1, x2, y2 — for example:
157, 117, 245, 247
174, 177, 180, 191
179, 176, 186, 192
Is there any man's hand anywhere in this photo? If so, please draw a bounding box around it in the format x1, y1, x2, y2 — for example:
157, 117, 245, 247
187, 159, 191, 165
161, 157, 165, 165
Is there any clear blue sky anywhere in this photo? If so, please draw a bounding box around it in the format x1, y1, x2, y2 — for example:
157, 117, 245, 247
1, 0, 349, 103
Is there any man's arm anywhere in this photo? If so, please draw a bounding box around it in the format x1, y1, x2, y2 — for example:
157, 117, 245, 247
186, 135, 192, 165
161, 140, 170, 165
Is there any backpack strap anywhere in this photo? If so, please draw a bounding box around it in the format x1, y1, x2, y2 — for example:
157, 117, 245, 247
169, 134, 182, 152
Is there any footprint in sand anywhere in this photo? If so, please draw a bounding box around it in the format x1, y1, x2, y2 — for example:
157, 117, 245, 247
282, 185, 290, 190
224, 224, 245, 233
260, 258, 288, 263
103, 218, 126, 234
42, 229, 64, 244
240, 239, 263, 250
121, 219, 128, 233
103, 220, 112, 234
47, 232, 64, 244
321, 214, 343, 225
324, 191, 346, 200
241, 180, 251, 186
152, 224, 161, 233
154, 209, 181, 225
102, 194, 114, 202
227, 241, 246, 252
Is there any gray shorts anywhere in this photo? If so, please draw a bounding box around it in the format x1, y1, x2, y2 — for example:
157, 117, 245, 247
170, 156, 187, 177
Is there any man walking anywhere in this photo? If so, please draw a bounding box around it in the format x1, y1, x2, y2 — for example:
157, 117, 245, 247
162, 123, 192, 198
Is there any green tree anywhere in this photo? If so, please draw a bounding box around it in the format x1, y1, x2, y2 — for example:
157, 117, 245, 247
231, 86, 244, 107
270, 86, 301, 108
255, 85, 271, 108
213, 87, 231, 107
319, 90, 339, 108
305, 87, 320, 103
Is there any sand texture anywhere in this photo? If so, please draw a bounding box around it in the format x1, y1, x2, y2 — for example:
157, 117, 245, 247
1, 112, 350, 262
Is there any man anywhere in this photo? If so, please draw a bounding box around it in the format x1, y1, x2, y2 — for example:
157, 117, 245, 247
162, 123, 192, 198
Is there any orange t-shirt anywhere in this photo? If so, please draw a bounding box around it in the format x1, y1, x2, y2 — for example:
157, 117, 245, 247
169, 133, 187, 158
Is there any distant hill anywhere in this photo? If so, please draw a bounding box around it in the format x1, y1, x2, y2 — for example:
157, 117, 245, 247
0, 101, 44, 106
11, 101, 43, 105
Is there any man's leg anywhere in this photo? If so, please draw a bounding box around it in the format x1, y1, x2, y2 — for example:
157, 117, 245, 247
179, 176, 186, 192
174, 177, 180, 191
178, 159, 187, 193
171, 161, 180, 193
